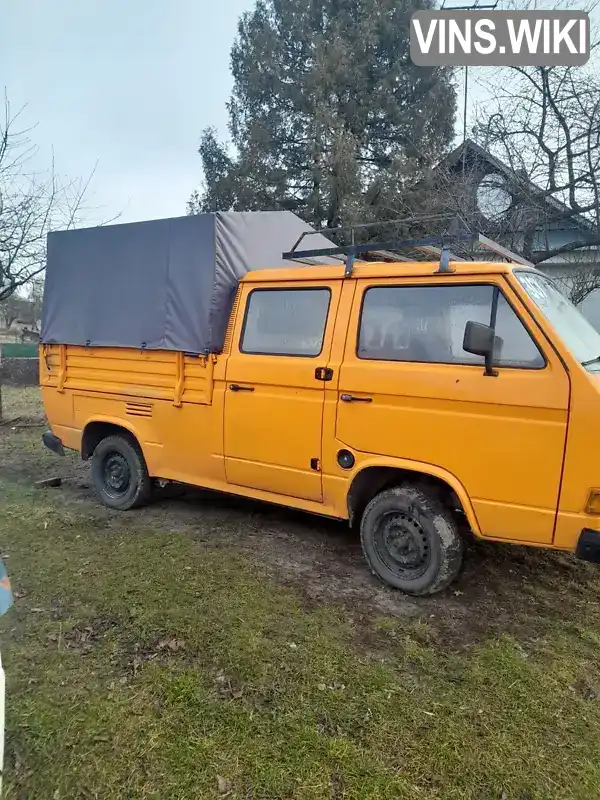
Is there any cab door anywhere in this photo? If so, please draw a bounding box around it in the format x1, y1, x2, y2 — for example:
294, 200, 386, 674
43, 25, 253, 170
336, 276, 570, 544
224, 281, 340, 502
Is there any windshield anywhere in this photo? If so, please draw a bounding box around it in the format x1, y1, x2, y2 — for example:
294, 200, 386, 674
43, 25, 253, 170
516, 271, 600, 371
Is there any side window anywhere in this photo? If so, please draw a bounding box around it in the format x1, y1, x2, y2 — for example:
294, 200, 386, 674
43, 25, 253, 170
241, 288, 331, 357
358, 284, 544, 368
494, 293, 545, 368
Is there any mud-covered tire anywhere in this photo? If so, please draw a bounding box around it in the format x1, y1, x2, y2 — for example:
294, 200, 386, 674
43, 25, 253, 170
91, 434, 152, 511
360, 484, 464, 595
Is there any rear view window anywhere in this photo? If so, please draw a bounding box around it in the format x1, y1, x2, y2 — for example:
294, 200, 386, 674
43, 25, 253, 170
241, 288, 331, 357
358, 284, 544, 368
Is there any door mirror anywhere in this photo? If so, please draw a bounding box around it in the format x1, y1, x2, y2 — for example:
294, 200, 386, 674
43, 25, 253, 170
463, 321, 502, 377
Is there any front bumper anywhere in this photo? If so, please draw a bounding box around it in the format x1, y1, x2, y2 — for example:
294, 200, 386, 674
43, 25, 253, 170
42, 431, 65, 457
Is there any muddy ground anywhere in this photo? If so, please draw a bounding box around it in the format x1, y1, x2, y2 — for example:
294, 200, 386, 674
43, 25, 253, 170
0, 411, 593, 651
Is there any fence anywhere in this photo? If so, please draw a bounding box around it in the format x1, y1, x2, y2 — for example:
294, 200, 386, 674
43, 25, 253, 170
0, 343, 38, 358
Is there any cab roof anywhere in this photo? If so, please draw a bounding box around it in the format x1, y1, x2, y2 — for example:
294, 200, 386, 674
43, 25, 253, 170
243, 260, 536, 284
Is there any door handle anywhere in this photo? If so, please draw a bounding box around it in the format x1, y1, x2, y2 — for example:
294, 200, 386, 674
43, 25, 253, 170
340, 394, 372, 403
229, 384, 255, 392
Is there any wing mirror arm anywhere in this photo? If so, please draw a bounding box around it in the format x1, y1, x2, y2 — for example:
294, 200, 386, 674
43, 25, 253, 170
483, 350, 498, 378
463, 321, 503, 378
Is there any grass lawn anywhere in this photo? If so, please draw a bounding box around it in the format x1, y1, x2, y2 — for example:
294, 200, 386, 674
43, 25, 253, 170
1, 386, 44, 421
1, 389, 600, 798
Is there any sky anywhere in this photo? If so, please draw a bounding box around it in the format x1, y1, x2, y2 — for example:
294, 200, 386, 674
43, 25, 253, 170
1, 0, 254, 225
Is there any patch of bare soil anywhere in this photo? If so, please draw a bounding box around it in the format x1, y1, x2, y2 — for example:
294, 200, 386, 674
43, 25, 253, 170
1, 424, 595, 651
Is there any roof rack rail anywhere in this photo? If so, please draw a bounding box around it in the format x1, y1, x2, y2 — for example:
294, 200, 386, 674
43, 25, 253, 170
283, 233, 479, 277
282, 231, 533, 276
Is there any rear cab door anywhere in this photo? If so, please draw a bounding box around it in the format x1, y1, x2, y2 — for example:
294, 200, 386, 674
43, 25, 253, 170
336, 272, 570, 543
224, 277, 341, 502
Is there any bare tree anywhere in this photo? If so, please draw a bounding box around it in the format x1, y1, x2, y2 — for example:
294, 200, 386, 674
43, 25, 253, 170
0, 294, 23, 329
0, 94, 94, 419
28, 277, 44, 333
548, 248, 600, 305
388, 60, 600, 308
0, 94, 93, 303
474, 64, 600, 265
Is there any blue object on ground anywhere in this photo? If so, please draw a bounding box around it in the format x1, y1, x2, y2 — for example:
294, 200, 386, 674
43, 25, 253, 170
0, 561, 13, 616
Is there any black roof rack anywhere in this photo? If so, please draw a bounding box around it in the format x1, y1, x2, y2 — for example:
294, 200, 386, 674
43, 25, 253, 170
282, 231, 533, 277
283, 233, 479, 277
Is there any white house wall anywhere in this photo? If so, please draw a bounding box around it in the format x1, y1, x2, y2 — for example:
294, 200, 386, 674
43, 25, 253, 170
538, 248, 600, 331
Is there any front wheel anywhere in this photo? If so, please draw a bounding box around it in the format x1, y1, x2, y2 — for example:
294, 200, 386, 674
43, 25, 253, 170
91, 434, 152, 511
360, 484, 464, 595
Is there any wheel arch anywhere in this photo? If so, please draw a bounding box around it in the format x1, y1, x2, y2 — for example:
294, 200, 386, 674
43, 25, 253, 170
81, 417, 141, 461
346, 458, 481, 536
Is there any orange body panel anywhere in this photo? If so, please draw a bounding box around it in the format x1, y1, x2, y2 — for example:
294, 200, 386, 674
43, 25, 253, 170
40, 259, 600, 556
336, 274, 570, 544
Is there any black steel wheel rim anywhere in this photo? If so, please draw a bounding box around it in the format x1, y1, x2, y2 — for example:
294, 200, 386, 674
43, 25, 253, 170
373, 510, 431, 579
101, 452, 131, 499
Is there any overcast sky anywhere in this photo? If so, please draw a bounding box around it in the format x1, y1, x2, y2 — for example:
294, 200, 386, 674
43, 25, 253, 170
1, 0, 254, 225
2, 1, 598, 229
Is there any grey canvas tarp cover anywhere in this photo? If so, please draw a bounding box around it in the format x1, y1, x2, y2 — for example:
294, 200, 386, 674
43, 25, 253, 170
41, 211, 337, 354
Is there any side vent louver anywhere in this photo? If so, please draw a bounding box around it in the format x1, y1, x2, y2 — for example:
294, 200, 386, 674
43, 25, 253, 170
222, 287, 242, 355
125, 402, 153, 418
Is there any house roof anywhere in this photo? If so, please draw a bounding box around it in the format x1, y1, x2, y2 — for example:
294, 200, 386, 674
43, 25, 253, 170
439, 138, 595, 235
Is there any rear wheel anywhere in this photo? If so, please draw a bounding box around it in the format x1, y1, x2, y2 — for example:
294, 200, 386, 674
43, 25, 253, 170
91, 434, 152, 511
360, 484, 464, 595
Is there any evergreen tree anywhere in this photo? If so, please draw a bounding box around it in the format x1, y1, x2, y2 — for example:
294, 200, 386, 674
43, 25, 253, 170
189, 0, 456, 230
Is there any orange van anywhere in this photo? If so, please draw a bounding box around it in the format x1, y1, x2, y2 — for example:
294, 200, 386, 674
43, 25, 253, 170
40, 214, 600, 594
